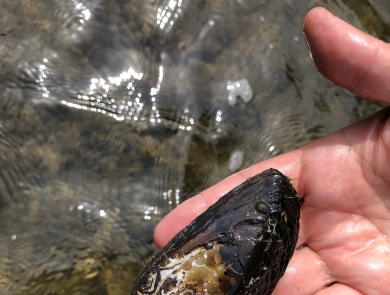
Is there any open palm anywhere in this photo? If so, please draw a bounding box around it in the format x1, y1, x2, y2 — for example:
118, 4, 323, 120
154, 8, 390, 295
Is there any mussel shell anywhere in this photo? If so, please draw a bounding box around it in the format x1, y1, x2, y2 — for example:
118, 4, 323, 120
131, 168, 300, 295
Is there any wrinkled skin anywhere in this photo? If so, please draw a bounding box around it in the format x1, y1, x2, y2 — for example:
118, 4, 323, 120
155, 7, 390, 295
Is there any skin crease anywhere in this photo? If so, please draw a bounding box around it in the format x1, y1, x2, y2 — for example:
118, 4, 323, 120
154, 7, 390, 295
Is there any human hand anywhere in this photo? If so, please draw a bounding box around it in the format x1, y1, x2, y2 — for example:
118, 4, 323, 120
154, 7, 390, 294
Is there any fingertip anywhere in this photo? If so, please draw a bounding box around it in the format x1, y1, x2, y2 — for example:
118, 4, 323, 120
302, 7, 390, 103
153, 219, 166, 249
303, 7, 343, 81
303, 7, 333, 31
154, 196, 210, 249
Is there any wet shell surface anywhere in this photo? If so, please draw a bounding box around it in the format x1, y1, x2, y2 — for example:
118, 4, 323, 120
131, 168, 300, 295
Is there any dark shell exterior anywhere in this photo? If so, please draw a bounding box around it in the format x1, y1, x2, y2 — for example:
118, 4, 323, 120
131, 168, 300, 295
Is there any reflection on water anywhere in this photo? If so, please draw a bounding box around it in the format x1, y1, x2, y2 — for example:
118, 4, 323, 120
0, 0, 388, 294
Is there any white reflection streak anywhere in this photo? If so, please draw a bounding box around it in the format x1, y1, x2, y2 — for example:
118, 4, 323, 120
108, 68, 143, 86
38, 63, 50, 98
151, 65, 164, 96
144, 206, 159, 220
175, 189, 180, 205
75, 2, 91, 20
179, 108, 194, 131
75, 1, 91, 26
82, 8, 91, 20
62, 98, 126, 121
156, 0, 182, 31
216, 110, 222, 122
62, 67, 143, 121
150, 66, 163, 123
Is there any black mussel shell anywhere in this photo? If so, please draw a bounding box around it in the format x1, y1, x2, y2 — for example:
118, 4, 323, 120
131, 168, 300, 295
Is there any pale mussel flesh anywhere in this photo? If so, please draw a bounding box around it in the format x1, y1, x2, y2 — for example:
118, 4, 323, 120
131, 168, 300, 295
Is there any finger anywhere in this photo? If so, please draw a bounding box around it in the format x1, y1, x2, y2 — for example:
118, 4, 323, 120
314, 283, 363, 295
303, 7, 390, 104
273, 246, 332, 295
154, 150, 303, 248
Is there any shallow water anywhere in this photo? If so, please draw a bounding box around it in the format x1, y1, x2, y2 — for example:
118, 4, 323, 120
0, 0, 389, 294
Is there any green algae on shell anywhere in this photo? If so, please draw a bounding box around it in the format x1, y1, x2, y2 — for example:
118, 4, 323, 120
131, 168, 300, 295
